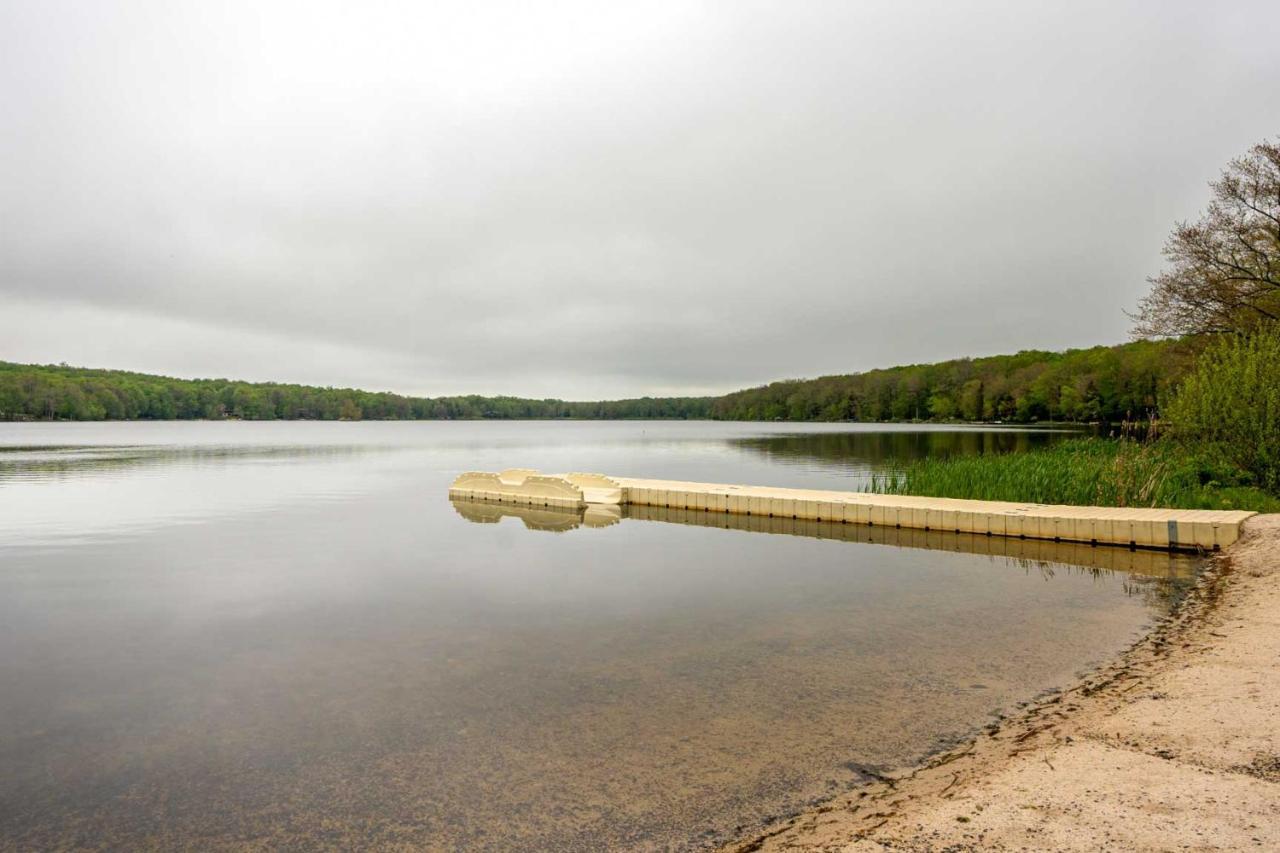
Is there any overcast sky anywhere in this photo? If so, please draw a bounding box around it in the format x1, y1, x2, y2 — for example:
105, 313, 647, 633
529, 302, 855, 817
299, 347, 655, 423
2, 1, 1278, 399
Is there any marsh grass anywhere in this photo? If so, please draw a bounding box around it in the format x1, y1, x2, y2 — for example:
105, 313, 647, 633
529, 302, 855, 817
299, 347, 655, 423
865, 438, 1280, 512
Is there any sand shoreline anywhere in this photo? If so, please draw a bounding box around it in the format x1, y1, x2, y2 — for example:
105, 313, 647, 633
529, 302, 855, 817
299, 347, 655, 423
723, 514, 1280, 852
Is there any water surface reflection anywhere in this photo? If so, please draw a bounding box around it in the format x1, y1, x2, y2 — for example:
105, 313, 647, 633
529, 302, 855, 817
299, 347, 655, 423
0, 423, 1190, 850
453, 498, 1196, 579
727, 426, 1078, 475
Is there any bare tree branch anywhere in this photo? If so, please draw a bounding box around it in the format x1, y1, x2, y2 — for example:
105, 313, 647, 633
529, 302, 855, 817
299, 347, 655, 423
1134, 138, 1280, 337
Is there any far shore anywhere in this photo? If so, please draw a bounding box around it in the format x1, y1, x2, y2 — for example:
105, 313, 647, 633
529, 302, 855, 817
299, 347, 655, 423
724, 515, 1280, 851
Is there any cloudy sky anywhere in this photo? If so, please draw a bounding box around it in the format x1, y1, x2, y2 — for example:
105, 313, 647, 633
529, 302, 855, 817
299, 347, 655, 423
2, 1, 1278, 399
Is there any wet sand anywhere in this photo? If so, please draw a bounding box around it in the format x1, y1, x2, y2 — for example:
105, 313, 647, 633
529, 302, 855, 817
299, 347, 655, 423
725, 514, 1280, 852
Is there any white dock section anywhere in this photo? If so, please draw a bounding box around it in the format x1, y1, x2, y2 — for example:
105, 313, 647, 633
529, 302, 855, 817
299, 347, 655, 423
448, 470, 1255, 551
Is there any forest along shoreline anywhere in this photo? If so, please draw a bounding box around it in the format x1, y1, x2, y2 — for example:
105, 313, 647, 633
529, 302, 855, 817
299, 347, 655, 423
724, 514, 1280, 852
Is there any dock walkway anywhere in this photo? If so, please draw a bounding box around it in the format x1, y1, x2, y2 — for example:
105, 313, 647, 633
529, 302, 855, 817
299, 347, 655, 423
448, 469, 1254, 552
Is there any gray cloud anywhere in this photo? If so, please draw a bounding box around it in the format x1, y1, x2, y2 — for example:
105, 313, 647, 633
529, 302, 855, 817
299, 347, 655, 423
3, 0, 1279, 398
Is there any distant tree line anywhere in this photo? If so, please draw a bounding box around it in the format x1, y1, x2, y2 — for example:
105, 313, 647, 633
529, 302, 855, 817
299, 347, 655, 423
1, 338, 1192, 424
710, 339, 1193, 423
0, 362, 713, 422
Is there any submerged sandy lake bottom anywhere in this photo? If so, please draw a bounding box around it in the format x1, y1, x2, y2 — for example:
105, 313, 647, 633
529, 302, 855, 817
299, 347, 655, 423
0, 422, 1197, 850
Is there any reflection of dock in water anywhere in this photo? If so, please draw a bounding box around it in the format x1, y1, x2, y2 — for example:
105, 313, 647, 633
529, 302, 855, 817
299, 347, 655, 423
448, 470, 1252, 552
451, 498, 621, 531
449, 498, 1198, 581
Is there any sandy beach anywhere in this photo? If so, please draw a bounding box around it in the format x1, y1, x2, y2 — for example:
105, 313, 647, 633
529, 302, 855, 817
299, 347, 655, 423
725, 514, 1280, 852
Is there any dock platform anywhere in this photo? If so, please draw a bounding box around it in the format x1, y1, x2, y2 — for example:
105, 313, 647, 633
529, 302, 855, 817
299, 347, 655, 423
448, 469, 1255, 552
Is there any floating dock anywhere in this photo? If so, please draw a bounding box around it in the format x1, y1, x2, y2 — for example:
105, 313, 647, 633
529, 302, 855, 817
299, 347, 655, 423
448, 469, 1255, 552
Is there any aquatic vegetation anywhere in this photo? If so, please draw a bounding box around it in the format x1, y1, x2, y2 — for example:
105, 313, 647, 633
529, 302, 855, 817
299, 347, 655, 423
865, 438, 1280, 512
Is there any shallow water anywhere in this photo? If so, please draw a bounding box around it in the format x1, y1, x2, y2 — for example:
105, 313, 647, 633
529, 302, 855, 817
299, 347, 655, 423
0, 422, 1196, 850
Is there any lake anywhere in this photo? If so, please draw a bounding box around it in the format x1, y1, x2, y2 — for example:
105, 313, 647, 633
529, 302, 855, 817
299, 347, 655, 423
0, 422, 1198, 850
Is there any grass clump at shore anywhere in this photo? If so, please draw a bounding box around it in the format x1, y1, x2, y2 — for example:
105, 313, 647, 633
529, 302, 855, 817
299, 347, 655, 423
865, 438, 1280, 512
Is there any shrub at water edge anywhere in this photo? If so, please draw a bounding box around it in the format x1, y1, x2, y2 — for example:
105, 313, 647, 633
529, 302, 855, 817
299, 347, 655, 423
1165, 327, 1280, 494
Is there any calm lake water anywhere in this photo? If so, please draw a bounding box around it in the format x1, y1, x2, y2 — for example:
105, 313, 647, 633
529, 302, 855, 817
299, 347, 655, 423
0, 422, 1197, 850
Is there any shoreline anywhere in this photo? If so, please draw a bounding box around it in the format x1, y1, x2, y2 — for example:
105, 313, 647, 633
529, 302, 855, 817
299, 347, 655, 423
723, 514, 1280, 852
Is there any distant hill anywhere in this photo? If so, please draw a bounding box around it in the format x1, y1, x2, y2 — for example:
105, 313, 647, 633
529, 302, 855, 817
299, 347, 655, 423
0, 338, 1193, 423
711, 339, 1194, 423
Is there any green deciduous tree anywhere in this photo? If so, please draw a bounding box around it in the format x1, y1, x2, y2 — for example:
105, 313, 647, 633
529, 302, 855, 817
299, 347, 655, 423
1165, 327, 1280, 492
